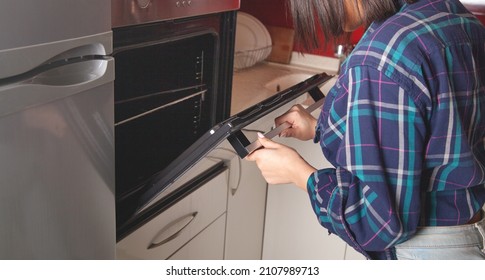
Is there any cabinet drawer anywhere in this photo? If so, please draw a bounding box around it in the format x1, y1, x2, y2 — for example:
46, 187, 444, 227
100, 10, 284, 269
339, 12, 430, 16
116, 170, 228, 260
169, 214, 226, 260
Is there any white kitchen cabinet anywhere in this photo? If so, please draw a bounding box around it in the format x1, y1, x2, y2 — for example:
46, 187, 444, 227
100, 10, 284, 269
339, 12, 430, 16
218, 122, 274, 259
224, 148, 268, 259
116, 169, 228, 260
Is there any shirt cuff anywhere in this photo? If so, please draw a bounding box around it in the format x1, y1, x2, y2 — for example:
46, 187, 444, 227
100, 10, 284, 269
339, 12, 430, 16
306, 168, 339, 226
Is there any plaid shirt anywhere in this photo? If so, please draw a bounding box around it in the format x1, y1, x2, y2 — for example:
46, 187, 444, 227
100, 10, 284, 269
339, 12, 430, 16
309, 0, 485, 259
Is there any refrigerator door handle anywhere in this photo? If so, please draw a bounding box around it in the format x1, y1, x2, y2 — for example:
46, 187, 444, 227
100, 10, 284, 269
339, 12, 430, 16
0, 55, 111, 87
0, 56, 114, 118
0, 31, 112, 80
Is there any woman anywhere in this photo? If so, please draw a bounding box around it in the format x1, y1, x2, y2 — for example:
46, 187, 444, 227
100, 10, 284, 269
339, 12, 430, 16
246, 0, 485, 260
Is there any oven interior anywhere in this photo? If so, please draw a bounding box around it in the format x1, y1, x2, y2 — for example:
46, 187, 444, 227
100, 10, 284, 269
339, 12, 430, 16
114, 31, 217, 199
113, 13, 236, 238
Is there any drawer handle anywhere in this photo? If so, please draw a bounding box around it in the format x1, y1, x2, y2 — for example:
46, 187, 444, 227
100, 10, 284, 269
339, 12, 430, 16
147, 212, 198, 250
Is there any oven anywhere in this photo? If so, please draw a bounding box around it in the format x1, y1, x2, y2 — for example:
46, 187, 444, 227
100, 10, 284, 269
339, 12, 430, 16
112, 0, 240, 240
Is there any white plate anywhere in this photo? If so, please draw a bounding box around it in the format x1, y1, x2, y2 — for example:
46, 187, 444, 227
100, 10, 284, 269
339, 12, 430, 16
235, 12, 272, 52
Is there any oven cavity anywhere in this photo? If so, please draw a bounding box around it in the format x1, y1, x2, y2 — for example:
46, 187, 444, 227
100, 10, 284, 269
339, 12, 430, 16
112, 0, 238, 239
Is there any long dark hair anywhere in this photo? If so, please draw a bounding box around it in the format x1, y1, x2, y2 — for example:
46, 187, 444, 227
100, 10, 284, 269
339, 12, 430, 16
288, 0, 418, 50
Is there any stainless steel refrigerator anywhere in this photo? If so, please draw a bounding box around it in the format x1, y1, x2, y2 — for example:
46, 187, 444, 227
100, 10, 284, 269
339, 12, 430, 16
0, 1, 115, 259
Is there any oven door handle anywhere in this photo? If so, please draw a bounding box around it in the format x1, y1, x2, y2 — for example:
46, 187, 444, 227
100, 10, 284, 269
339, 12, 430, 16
228, 84, 327, 158
244, 96, 325, 156
147, 211, 198, 250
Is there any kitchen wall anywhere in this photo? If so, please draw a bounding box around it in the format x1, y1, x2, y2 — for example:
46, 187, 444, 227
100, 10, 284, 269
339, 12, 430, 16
240, 0, 485, 57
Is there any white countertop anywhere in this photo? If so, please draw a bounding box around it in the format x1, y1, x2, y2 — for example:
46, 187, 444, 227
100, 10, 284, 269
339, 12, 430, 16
230, 52, 340, 116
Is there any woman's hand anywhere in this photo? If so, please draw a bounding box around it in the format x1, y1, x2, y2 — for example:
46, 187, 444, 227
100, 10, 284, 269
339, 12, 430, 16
275, 104, 317, 141
245, 133, 316, 190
